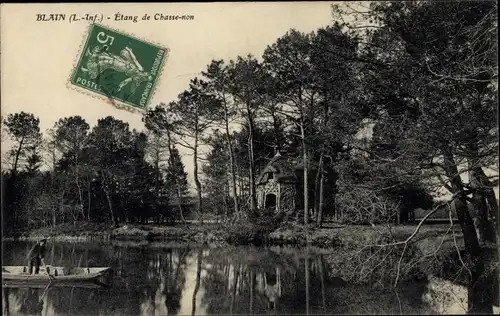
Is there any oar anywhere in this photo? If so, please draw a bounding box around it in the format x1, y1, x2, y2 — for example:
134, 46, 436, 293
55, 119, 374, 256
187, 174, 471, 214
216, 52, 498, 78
35, 260, 54, 316
37, 282, 51, 315
41, 259, 56, 282
39, 282, 51, 300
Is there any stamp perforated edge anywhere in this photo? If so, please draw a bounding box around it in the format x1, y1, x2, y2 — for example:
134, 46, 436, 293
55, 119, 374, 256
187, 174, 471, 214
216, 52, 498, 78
66, 22, 170, 114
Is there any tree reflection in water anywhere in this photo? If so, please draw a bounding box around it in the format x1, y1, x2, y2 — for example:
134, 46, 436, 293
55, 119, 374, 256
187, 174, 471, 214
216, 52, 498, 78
3, 287, 9, 315
2, 287, 44, 316
2, 241, 453, 315
140, 248, 189, 316
191, 248, 203, 316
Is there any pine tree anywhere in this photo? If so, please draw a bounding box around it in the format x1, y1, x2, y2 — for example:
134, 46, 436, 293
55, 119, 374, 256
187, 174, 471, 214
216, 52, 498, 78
166, 145, 189, 227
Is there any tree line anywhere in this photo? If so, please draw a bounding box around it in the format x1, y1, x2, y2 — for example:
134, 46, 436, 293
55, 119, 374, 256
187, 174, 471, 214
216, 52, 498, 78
1, 112, 190, 229
3, 1, 497, 232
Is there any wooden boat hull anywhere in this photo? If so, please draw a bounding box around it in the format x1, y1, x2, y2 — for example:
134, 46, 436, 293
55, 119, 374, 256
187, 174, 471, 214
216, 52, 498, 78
1, 266, 112, 285
2, 281, 108, 289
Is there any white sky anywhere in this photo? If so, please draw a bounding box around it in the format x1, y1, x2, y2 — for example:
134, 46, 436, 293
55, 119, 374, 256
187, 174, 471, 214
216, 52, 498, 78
1, 2, 336, 189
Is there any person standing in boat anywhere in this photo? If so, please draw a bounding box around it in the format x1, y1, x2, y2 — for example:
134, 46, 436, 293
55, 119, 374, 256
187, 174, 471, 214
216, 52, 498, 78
27, 238, 47, 275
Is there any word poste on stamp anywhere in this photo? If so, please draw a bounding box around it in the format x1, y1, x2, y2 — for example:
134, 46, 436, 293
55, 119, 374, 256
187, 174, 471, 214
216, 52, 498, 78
70, 24, 168, 110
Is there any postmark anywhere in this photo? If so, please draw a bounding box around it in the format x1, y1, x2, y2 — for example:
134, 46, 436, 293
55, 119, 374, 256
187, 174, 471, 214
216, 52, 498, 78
69, 23, 169, 111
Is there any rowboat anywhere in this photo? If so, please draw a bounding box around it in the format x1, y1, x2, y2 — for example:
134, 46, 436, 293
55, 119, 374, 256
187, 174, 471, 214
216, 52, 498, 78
2, 266, 112, 285
2, 282, 108, 289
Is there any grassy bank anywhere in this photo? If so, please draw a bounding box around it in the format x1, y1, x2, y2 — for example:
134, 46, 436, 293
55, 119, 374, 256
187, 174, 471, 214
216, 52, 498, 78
5, 220, 460, 249
4, 221, 218, 244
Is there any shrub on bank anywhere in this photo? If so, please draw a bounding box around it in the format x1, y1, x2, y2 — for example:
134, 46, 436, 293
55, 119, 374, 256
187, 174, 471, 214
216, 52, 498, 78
221, 222, 269, 246
222, 207, 287, 245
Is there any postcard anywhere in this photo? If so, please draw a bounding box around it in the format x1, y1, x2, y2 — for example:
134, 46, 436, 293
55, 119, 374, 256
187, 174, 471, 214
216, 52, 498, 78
1, 2, 498, 316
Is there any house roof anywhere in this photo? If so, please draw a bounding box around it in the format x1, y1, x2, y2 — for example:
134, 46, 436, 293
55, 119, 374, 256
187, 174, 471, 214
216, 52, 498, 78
256, 152, 299, 185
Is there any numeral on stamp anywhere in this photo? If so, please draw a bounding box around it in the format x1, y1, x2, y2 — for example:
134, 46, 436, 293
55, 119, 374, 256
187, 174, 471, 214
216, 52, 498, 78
97, 32, 115, 46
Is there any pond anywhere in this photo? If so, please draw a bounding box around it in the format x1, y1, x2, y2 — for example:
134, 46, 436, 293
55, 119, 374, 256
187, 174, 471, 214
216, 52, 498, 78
2, 240, 466, 315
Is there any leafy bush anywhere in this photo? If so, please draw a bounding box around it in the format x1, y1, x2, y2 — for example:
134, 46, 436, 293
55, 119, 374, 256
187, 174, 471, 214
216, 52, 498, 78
221, 223, 260, 245
221, 208, 284, 246
248, 207, 283, 231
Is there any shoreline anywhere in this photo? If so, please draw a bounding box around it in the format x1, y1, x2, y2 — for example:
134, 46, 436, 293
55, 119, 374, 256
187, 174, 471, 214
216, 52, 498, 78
3, 221, 458, 249
2, 225, 340, 247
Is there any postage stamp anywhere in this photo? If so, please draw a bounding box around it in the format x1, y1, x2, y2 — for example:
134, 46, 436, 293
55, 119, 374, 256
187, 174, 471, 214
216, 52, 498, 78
69, 23, 168, 111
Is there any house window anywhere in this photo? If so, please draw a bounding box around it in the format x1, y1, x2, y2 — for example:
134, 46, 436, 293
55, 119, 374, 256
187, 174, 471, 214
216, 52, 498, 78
268, 172, 274, 180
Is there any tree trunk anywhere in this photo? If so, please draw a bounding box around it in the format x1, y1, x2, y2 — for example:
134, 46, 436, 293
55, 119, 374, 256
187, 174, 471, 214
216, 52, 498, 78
330, 167, 339, 222
271, 111, 281, 154
178, 187, 189, 229
315, 97, 330, 227
441, 145, 493, 314
12, 136, 25, 174
87, 180, 91, 220
193, 134, 203, 222
225, 109, 240, 218
301, 122, 309, 225
247, 113, 257, 213
315, 152, 325, 226
154, 151, 161, 223
75, 170, 85, 221
72, 153, 84, 221
441, 145, 480, 253
165, 129, 178, 226
59, 190, 65, 226
317, 165, 325, 228
469, 167, 496, 244
52, 206, 57, 228
467, 142, 497, 244
102, 176, 117, 228
223, 181, 230, 219
238, 173, 244, 202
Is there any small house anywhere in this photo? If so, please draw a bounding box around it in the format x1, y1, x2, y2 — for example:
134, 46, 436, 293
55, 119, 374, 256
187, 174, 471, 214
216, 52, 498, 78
256, 152, 316, 213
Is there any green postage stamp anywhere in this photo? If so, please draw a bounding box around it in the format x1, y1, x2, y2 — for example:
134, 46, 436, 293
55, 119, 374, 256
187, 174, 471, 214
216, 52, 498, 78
69, 24, 168, 110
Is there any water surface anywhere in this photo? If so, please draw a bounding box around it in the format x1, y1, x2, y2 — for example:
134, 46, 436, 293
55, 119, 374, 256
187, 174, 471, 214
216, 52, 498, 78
2, 241, 448, 315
